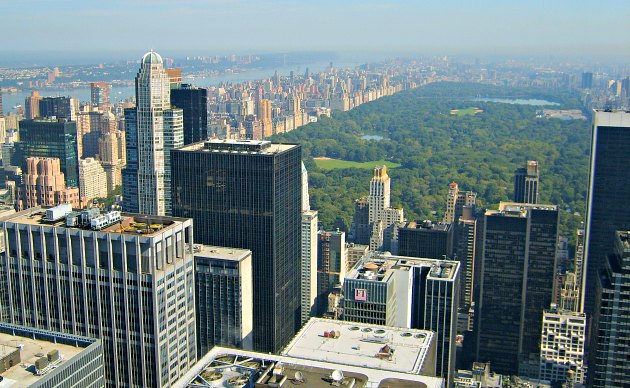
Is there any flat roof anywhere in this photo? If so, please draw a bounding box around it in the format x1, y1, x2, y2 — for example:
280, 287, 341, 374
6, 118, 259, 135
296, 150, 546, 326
0, 332, 85, 387
282, 318, 435, 376
347, 254, 459, 282
485, 202, 558, 217
193, 244, 251, 262
175, 346, 443, 388
3, 207, 189, 237
177, 139, 298, 154
593, 109, 630, 128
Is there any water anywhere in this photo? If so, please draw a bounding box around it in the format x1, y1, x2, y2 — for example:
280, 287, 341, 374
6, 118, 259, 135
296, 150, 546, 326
1, 59, 361, 115
473, 97, 560, 106
360, 135, 385, 141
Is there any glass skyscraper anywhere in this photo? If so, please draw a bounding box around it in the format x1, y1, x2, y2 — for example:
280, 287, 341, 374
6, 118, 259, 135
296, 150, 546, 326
15, 118, 79, 187
170, 84, 208, 145
171, 139, 302, 353
583, 110, 630, 315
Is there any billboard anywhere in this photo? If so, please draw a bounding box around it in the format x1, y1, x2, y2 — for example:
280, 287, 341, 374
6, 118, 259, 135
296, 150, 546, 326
354, 288, 367, 301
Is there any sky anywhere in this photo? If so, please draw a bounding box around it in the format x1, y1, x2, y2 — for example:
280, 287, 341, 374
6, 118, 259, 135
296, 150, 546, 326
2, 0, 629, 62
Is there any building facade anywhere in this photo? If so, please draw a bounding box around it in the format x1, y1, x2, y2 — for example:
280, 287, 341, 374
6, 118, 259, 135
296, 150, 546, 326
583, 110, 630, 315
18, 157, 82, 210
170, 84, 208, 145
343, 254, 459, 384
398, 220, 453, 259
590, 230, 630, 387
513, 160, 539, 204
300, 210, 318, 325
171, 139, 302, 353
0, 206, 197, 387
194, 245, 253, 356
476, 202, 558, 376
15, 118, 79, 187
444, 182, 477, 224
316, 229, 346, 315
79, 157, 108, 200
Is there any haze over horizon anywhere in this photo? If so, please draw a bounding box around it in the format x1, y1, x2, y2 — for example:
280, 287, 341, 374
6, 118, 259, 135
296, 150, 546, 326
2, 0, 629, 65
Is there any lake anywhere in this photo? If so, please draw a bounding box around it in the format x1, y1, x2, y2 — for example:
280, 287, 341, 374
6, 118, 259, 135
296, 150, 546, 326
473, 97, 560, 106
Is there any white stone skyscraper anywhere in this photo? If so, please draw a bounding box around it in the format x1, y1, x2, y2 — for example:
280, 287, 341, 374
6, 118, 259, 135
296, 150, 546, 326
368, 166, 403, 251
134, 51, 170, 215
300, 161, 318, 325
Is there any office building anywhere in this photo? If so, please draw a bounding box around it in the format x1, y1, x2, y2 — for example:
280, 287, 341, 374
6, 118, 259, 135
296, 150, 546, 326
301, 210, 318, 324
345, 242, 369, 272
178, 320, 443, 387
349, 196, 370, 245
398, 220, 453, 259
0, 206, 197, 386
583, 110, 630, 315
454, 206, 477, 311
343, 253, 460, 383
78, 157, 108, 200
24, 90, 42, 119
194, 245, 253, 356
513, 160, 539, 204
15, 118, 78, 187
90, 81, 110, 109
123, 51, 171, 216
590, 230, 630, 387
170, 84, 208, 145
316, 229, 346, 315
444, 182, 477, 224
476, 202, 558, 376
539, 306, 587, 386
18, 157, 82, 210
163, 107, 183, 215
368, 166, 404, 251
0, 323, 104, 387
121, 108, 139, 213
98, 130, 126, 192
76, 110, 106, 158
171, 139, 302, 353
581, 72, 593, 89
38, 96, 77, 120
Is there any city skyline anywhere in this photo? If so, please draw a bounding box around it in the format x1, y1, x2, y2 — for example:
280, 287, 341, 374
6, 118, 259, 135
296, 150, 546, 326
1, 1, 629, 62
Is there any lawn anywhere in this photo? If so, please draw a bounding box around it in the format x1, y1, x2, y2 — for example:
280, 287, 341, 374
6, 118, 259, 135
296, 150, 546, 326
313, 158, 401, 170
450, 107, 483, 116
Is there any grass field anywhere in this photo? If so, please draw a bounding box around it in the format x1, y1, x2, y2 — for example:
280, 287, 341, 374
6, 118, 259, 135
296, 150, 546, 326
313, 158, 401, 170
450, 107, 483, 116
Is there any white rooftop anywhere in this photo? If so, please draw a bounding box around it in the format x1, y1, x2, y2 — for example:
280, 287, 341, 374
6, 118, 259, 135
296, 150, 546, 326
282, 318, 436, 376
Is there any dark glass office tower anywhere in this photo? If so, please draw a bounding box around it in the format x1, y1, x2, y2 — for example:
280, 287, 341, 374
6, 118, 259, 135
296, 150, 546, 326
476, 202, 558, 377
590, 230, 630, 387
172, 139, 302, 353
583, 111, 630, 316
38, 96, 74, 119
15, 118, 79, 187
170, 85, 208, 145
121, 108, 139, 213
513, 160, 539, 204
398, 220, 453, 259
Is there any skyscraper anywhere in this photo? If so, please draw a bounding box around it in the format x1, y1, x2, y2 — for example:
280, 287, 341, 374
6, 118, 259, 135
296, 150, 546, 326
443, 182, 477, 224
194, 245, 253, 356
170, 84, 208, 145
316, 229, 346, 315
301, 210, 318, 324
581, 72, 593, 89
0, 206, 197, 387
590, 230, 630, 386
171, 139, 302, 353
513, 160, 539, 204
476, 202, 558, 376
343, 253, 460, 383
38, 96, 77, 120
24, 90, 41, 119
368, 166, 403, 251
122, 51, 182, 216
583, 110, 630, 315
398, 220, 453, 259
90, 81, 110, 109
15, 118, 79, 187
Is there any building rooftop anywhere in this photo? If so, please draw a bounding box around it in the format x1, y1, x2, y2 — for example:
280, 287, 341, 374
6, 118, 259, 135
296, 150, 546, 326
193, 244, 251, 262
593, 109, 630, 127
282, 318, 435, 377
485, 202, 557, 217
347, 253, 459, 283
177, 138, 298, 154
0, 330, 87, 387
402, 220, 450, 231
2, 206, 189, 238
176, 344, 443, 388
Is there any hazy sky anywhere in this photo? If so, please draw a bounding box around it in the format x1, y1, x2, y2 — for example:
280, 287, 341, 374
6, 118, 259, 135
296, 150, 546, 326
2, 0, 629, 60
